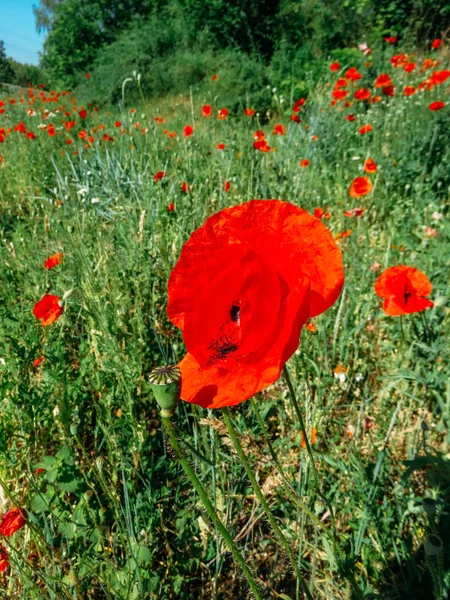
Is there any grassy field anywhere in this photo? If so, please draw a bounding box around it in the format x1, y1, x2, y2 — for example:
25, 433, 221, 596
0, 44, 449, 599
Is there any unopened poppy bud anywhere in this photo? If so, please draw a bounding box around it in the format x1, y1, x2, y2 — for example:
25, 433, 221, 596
148, 365, 181, 417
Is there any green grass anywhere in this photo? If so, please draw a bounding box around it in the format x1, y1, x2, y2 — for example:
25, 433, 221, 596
0, 47, 449, 599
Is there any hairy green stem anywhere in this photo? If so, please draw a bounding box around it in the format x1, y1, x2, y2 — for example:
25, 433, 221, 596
221, 407, 314, 600
161, 416, 263, 600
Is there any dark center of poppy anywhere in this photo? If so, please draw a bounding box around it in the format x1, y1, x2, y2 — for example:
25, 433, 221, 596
403, 287, 412, 304
230, 304, 240, 322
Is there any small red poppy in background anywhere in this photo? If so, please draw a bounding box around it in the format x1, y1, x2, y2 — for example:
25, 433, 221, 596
345, 114, 355, 122
181, 182, 190, 193
374, 74, 392, 88
330, 62, 341, 72
202, 104, 212, 117
431, 38, 442, 49
212, 74, 218, 81
223, 181, 230, 192
78, 109, 87, 119
301, 427, 317, 448
167, 203, 175, 212
0, 546, 7, 572
354, 88, 371, 101
33, 356, 45, 368
26, 132, 36, 140
0, 508, 27, 537
384, 36, 397, 44
364, 158, 377, 173
314, 207, 330, 219
374, 266, 433, 316
293, 98, 305, 112
403, 86, 416, 96
85, 73, 90, 79
184, 125, 194, 137
345, 67, 362, 81
300, 159, 309, 167
429, 101, 445, 111
305, 321, 317, 332
272, 123, 286, 135
254, 140, 271, 152
344, 207, 365, 217
244, 108, 255, 116
349, 176, 372, 198
154, 171, 166, 182
290, 114, 301, 123
216, 143, 226, 150
218, 108, 228, 120
44, 252, 63, 270
359, 124, 372, 135
33, 295, 64, 326
382, 85, 395, 97
168, 200, 344, 409
115, 121, 122, 128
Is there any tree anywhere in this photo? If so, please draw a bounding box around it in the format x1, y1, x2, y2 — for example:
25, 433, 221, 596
0, 41, 15, 83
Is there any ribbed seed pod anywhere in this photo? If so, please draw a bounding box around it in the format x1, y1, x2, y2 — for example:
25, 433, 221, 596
148, 365, 181, 417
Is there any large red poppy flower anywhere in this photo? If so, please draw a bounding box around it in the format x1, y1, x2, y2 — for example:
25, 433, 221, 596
168, 200, 344, 409
374, 266, 433, 316
0, 507, 27, 537
33, 294, 63, 326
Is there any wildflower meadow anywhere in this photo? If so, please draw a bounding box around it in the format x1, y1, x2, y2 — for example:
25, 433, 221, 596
0, 34, 449, 600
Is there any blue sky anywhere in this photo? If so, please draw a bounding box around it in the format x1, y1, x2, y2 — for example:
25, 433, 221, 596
1, 0, 44, 65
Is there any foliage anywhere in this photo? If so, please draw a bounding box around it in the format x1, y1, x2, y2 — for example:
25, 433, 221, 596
0, 41, 14, 84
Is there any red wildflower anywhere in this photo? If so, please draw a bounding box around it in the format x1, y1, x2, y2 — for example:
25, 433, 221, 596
184, 125, 194, 137
429, 101, 445, 111
85, 73, 90, 79
253, 140, 271, 152
403, 86, 416, 96
167, 203, 175, 212
364, 158, 377, 173
345, 114, 355, 122
272, 123, 286, 135
374, 266, 433, 316
300, 159, 309, 167
344, 207, 365, 217
431, 38, 442, 50
374, 74, 392, 88
0, 546, 7, 572
359, 124, 372, 135
223, 181, 230, 192
354, 88, 371, 101
314, 207, 330, 219
44, 252, 63, 270
115, 121, 122, 128
181, 182, 190, 193
216, 143, 226, 150
430, 71, 450, 84
345, 67, 362, 81
332, 89, 348, 100
382, 85, 395, 97
78, 109, 87, 119
349, 176, 372, 198
26, 132, 36, 140
384, 36, 397, 44
305, 321, 317, 332
293, 98, 305, 112
301, 427, 317, 448
33, 356, 45, 368
0, 508, 27, 537
202, 104, 212, 117
253, 130, 265, 142
244, 108, 255, 116
212, 74, 218, 81
218, 108, 228, 120
330, 62, 341, 72
154, 171, 166, 181
290, 114, 301, 123
33, 295, 64, 326
168, 200, 344, 408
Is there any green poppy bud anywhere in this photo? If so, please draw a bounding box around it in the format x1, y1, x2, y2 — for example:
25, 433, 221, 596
148, 365, 181, 417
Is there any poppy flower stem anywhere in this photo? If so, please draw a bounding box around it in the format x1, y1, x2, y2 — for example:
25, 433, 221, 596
161, 416, 264, 600
221, 407, 314, 600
